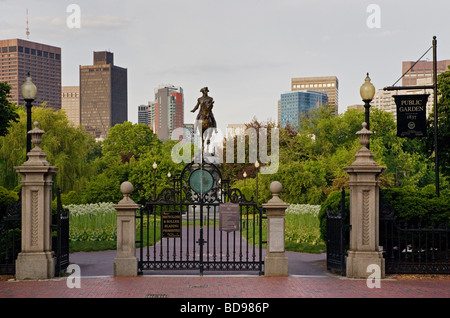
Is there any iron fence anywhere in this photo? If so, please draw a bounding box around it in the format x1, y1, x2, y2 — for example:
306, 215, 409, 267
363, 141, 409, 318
0, 188, 69, 276
326, 189, 450, 275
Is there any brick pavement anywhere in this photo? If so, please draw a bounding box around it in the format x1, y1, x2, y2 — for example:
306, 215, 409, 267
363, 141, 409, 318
1, 274, 449, 299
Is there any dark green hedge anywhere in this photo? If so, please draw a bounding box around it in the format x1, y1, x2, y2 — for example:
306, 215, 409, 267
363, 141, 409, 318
319, 185, 450, 241
0, 186, 19, 220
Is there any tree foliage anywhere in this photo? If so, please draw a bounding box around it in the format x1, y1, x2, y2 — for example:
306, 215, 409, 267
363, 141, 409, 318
0, 82, 19, 137
0, 107, 98, 192
228, 103, 439, 205
418, 66, 450, 177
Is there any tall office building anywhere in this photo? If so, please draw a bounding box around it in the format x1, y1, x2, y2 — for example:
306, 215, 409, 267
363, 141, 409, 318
401, 60, 450, 86
279, 90, 328, 129
150, 85, 184, 141
62, 86, 80, 126
138, 104, 149, 126
80, 51, 127, 139
0, 38, 61, 109
138, 101, 156, 131
291, 76, 338, 115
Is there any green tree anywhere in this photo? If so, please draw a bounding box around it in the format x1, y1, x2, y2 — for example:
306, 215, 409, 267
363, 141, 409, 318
0, 82, 19, 137
420, 67, 450, 178
102, 121, 159, 162
232, 103, 436, 205
0, 107, 97, 192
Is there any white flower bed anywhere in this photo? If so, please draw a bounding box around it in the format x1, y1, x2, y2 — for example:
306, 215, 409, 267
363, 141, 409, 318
64, 202, 116, 216
285, 204, 320, 217
64, 202, 117, 242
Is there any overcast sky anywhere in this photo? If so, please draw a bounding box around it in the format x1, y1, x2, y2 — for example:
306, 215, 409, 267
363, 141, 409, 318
1, 0, 450, 133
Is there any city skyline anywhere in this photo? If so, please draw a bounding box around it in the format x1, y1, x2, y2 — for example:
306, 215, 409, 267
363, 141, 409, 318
1, 1, 450, 134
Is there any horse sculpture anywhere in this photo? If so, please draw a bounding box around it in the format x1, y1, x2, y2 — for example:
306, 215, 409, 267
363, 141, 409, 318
191, 87, 217, 154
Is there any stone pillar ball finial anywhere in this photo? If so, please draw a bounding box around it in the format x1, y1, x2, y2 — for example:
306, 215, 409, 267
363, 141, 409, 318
28, 121, 45, 150
120, 181, 134, 198
269, 181, 282, 197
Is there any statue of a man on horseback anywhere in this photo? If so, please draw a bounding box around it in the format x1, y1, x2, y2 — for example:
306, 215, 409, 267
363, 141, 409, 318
191, 87, 217, 153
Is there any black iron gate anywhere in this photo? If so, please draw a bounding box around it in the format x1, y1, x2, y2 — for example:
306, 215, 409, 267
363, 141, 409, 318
53, 188, 70, 276
137, 161, 264, 275
0, 192, 21, 275
379, 199, 450, 274
326, 189, 450, 275
0, 189, 69, 276
326, 188, 349, 276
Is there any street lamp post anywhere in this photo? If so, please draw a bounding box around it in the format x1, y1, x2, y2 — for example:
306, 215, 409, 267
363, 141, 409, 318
243, 171, 247, 187
20, 73, 37, 155
254, 161, 260, 204
152, 162, 157, 200
360, 73, 376, 131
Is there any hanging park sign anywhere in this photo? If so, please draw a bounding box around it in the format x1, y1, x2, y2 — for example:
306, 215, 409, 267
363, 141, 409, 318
393, 94, 429, 138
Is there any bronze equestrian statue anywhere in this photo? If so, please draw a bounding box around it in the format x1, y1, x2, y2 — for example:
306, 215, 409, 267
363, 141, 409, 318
191, 87, 217, 153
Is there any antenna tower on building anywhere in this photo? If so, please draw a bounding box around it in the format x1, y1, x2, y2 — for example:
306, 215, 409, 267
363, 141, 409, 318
26, 8, 30, 39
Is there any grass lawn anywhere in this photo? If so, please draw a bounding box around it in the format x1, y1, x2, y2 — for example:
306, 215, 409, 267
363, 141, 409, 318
70, 223, 160, 252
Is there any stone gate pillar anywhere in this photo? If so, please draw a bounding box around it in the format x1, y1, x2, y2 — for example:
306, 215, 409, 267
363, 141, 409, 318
113, 181, 139, 276
14, 122, 58, 280
263, 181, 289, 276
343, 122, 386, 279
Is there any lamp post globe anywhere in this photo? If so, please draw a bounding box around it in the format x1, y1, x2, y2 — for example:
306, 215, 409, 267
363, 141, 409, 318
254, 161, 260, 204
20, 73, 37, 154
152, 162, 157, 199
360, 73, 375, 131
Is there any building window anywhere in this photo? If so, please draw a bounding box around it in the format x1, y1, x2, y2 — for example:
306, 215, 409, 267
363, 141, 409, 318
9, 46, 16, 53
31, 49, 36, 55
37, 50, 42, 56
49, 53, 54, 59
55, 54, 60, 60
18, 46, 23, 53
44, 51, 48, 58
25, 47, 30, 54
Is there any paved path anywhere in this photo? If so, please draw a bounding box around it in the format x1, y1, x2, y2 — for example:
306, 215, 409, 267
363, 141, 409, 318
1, 274, 449, 299
1, 228, 449, 301
1, 248, 449, 300
68, 249, 326, 277
67, 224, 326, 277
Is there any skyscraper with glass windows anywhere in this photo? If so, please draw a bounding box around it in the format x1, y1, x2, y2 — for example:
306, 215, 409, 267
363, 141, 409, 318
279, 90, 328, 129
291, 76, 338, 115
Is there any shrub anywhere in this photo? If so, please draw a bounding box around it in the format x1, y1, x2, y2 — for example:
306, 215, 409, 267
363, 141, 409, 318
0, 186, 19, 220
318, 189, 349, 241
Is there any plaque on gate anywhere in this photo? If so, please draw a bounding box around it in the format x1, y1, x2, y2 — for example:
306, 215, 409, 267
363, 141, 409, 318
219, 202, 240, 232
162, 211, 182, 238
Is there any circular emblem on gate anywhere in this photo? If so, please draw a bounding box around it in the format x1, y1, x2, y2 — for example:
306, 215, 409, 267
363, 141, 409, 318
408, 122, 415, 130
189, 169, 214, 194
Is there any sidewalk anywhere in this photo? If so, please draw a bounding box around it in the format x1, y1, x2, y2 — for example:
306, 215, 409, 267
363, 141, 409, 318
1, 250, 449, 299
1, 273, 449, 299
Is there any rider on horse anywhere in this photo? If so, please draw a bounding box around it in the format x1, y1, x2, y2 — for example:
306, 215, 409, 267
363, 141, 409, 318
191, 87, 217, 131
